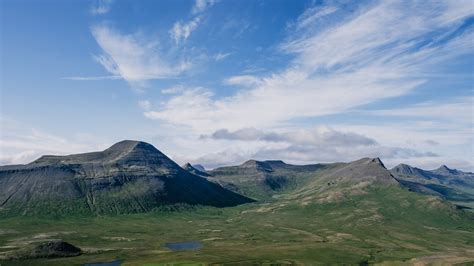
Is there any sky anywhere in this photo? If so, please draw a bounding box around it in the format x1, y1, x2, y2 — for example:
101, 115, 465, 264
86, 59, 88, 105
1, 0, 473, 171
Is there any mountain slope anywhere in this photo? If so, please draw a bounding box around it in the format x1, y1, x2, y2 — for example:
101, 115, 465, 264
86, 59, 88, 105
0, 140, 253, 215
208, 157, 399, 201
182, 163, 210, 177
391, 163, 474, 208
274, 157, 399, 204
209, 159, 329, 199
1, 156, 473, 264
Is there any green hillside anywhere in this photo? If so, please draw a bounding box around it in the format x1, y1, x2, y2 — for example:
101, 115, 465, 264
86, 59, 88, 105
2, 157, 474, 264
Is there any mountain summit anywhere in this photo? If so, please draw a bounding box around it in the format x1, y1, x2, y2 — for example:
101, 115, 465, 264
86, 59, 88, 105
0, 141, 253, 215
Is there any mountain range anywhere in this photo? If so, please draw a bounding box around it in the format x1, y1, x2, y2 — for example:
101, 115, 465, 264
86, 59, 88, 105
390, 163, 474, 209
0, 140, 473, 264
1, 140, 472, 215
0, 140, 252, 215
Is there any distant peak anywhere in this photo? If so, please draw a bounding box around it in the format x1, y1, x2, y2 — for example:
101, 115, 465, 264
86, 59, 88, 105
392, 163, 416, 170
182, 162, 210, 176
434, 165, 459, 175
355, 157, 386, 168
192, 164, 206, 172
438, 165, 450, 170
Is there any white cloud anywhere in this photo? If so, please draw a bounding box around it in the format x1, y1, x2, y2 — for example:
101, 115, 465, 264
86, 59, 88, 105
141, 1, 473, 171
90, 0, 113, 15
296, 6, 338, 29
204, 126, 377, 147
0, 118, 103, 165
91, 25, 190, 87
169, 0, 218, 44
178, 128, 440, 170
214, 52, 232, 61
224, 75, 261, 87
161, 85, 187, 94
146, 1, 473, 132
0, 150, 37, 165
370, 97, 474, 124
170, 17, 201, 44
192, 0, 218, 14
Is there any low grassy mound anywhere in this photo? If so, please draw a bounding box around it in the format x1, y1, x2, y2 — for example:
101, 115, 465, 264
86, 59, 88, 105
4, 240, 81, 260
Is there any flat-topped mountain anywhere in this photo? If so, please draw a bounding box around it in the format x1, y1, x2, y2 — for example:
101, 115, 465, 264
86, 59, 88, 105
390, 163, 474, 208
0, 140, 253, 215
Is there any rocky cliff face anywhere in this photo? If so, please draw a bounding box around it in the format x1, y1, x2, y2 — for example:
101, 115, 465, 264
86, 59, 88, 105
0, 140, 253, 215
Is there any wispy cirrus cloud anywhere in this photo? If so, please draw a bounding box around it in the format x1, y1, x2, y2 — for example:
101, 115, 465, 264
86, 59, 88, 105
214, 52, 232, 61
90, 24, 190, 87
224, 75, 262, 87
295, 5, 338, 29
192, 0, 218, 15
170, 0, 218, 44
369, 97, 474, 124
146, 1, 474, 132
170, 17, 201, 44
90, 0, 113, 15
142, 1, 473, 170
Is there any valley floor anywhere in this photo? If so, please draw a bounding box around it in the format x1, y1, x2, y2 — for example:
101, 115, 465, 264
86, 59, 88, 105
0, 187, 473, 265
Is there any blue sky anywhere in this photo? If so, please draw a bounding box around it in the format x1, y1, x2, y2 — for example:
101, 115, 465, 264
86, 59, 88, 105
1, 0, 473, 170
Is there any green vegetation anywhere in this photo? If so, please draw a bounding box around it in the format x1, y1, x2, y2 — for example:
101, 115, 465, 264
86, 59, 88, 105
1, 187, 473, 265
1, 147, 473, 264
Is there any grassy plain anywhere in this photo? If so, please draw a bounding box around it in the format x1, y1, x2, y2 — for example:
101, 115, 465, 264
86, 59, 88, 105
1, 187, 473, 265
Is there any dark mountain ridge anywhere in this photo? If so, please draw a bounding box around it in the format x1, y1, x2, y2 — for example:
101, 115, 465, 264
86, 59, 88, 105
0, 140, 253, 215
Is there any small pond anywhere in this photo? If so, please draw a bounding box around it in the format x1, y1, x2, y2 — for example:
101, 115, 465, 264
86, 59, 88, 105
164, 241, 203, 251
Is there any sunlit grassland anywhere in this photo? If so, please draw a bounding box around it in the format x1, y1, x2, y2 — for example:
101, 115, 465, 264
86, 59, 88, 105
0, 187, 473, 265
